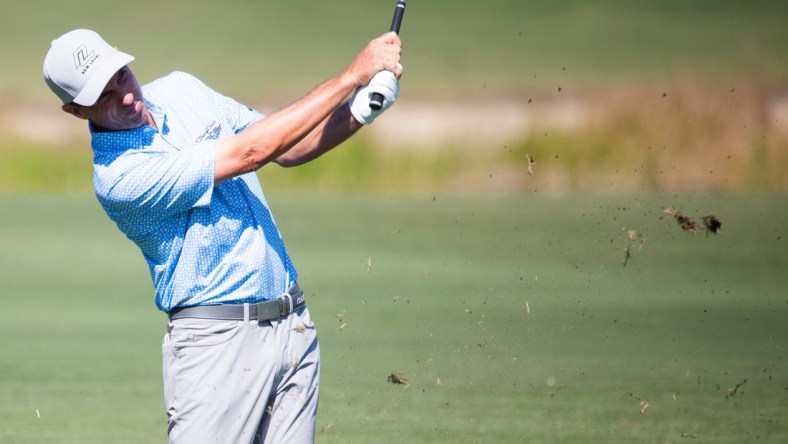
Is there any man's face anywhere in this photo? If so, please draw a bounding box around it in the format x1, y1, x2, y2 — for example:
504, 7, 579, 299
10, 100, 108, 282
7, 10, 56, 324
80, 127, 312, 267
64, 66, 150, 131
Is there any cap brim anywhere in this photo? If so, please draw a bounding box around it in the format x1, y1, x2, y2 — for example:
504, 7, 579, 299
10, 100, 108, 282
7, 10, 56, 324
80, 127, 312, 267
72, 50, 135, 106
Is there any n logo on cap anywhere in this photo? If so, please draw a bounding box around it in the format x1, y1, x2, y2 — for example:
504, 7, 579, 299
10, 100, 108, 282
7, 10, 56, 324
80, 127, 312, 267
73, 44, 96, 70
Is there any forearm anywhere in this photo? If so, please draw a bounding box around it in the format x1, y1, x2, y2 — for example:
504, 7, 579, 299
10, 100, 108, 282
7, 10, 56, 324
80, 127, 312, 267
214, 73, 357, 183
273, 103, 362, 167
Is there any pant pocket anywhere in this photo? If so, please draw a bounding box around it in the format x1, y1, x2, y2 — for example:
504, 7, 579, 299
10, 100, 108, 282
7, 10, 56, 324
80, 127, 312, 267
168, 319, 243, 353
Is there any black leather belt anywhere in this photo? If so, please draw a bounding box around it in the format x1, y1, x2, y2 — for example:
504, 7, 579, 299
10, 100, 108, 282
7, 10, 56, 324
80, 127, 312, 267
168, 283, 305, 322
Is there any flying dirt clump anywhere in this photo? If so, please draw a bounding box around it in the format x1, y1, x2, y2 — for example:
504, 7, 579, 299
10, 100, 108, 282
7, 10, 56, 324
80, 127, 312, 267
701, 214, 722, 233
388, 372, 409, 387
664, 208, 722, 235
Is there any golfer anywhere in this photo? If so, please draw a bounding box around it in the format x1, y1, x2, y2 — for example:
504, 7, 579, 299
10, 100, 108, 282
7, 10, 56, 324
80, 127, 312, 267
43, 28, 402, 443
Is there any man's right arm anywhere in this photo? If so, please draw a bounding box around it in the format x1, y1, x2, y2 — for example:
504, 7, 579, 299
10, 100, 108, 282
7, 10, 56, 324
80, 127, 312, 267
213, 32, 402, 185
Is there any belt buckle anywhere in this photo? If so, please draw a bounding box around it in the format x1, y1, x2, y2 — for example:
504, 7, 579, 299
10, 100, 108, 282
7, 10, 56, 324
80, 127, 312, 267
278, 293, 293, 317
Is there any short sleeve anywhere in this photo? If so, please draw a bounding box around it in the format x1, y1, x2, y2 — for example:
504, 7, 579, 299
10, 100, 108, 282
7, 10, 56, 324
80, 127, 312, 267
94, 140, 216, 235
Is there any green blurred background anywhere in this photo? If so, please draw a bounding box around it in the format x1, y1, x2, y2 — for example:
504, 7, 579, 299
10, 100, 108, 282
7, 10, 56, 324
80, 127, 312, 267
2, 0, 788, 193
3, 0, 788, 102
1, 1, 787, 443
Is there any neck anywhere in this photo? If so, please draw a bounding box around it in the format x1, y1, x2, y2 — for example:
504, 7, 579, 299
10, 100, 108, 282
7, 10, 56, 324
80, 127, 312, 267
89, 111, 158, 133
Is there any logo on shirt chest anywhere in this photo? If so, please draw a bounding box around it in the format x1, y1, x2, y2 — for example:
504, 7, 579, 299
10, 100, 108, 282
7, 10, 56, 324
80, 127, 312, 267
195, 121, 222, 143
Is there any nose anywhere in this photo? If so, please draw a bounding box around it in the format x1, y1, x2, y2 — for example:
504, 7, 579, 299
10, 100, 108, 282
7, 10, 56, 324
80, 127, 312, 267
122, 92, 134, 106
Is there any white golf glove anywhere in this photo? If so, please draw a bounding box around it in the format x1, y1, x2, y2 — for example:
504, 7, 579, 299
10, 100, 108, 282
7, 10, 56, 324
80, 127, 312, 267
349, 70, 400, 125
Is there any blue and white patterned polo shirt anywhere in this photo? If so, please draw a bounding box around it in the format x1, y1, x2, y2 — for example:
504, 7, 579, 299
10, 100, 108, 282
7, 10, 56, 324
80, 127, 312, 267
91, 71, 298, 312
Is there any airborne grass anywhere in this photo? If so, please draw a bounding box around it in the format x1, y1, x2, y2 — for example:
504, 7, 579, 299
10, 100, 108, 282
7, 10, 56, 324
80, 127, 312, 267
0, 194, 785, 443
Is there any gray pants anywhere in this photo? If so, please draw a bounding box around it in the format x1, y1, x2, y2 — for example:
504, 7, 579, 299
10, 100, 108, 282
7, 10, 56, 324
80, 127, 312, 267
162, 307, 320, 443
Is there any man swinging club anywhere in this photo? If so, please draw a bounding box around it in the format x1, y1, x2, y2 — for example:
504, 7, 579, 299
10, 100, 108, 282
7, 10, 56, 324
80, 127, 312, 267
43, 23, 402, 444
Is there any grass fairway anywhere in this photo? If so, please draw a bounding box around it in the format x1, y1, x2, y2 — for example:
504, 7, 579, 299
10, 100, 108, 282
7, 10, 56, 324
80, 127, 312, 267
0, 193, 786, 443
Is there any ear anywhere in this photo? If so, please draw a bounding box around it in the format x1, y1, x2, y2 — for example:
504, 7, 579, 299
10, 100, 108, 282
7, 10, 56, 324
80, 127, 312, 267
62, 103, 88, 120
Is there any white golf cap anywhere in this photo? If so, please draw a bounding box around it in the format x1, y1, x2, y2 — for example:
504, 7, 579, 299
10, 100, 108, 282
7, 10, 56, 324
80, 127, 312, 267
43, 29, 135, 106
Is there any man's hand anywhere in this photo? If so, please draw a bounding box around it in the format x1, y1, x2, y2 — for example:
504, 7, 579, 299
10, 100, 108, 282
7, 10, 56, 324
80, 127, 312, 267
348, 70, 400, 124
344, 32, 403, 87
345, 32, 403, 125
